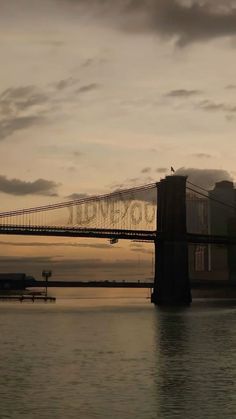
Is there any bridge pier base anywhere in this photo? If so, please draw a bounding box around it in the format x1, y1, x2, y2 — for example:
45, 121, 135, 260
151, 176, 192, 306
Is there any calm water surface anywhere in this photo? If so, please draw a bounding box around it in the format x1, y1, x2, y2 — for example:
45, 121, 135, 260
1, 290, 236, 419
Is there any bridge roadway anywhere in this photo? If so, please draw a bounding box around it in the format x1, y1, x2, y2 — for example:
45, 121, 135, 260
34, 280, 153, 288
0, 225, 236, 245
0, 225, 155, 240
31, 279, 236, 291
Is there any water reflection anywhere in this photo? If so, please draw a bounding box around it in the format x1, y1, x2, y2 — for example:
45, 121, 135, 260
1, 298, 236, 418
154, 302, 236, 419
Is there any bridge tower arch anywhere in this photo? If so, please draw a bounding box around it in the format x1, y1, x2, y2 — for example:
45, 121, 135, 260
151, 175, 192, 305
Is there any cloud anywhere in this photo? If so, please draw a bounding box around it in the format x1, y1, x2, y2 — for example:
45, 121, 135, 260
39, 40, 65, 47
156, 167, 168, 173
66, 166, 77, 173
130, 242, 153, 254
66, 193, 89, 200
54, 77, 79, 90
0, 256, 151, 271
0, 77, 90, 141
0, 240, 119, 249
76, 83, 100, 94
73, 151, 83, 157
192, 153, 212, 159
165, 89, 201, 98
197, 100, 226, 112
109, 176, 157, 203
0, 77, 102, 141
196, 99, 236, 115
131, 248, 153, 254
0, 256, 151, 280
0, 86, 48, 111
0, 85, 50, 140
0, 256, 55, 264
0, 175, 59, 196
62, 0, 236, 46
141, 167, 152, 174
81, 58, 96, 68
225, 84, 236, 90
114, 185, 157, 203
174, 167, 233, 189
0, 115, 45, 141
149, 0, 236, 47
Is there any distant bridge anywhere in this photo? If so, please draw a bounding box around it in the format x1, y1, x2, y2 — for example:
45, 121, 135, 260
1, 176, 236, 305
33, 280, 153, 288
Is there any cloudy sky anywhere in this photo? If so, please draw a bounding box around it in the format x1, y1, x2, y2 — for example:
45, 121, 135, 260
1, 0, 236, 280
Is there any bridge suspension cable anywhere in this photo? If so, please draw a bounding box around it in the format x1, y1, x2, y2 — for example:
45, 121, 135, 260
186, 181, 236, 212
0, 182, 156, 219
0, 182, 157, 233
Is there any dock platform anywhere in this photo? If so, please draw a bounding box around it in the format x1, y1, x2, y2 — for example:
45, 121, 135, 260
0, 295, 56, 302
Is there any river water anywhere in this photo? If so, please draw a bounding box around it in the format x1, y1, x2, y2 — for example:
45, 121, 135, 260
1, 290, 236, 419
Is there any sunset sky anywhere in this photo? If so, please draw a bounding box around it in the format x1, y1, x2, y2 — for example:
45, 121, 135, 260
1, 0, 236, 280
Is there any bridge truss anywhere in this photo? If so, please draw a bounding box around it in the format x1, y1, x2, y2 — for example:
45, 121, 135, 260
0, 178, 235, 246
0, 183, 157, 239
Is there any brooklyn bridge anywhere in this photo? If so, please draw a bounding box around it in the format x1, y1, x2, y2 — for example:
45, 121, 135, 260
1, 175, 236, 305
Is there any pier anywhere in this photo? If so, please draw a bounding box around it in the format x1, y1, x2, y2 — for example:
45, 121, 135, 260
0, 295, 56, 302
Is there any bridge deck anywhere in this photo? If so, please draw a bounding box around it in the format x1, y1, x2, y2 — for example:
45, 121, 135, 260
31, 280, 236, 290
0, 225, 156, 241
0, 225, 236, 245
33, 280, 153, 288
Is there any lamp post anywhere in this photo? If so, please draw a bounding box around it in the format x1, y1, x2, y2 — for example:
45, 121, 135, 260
42, 270, 52, 298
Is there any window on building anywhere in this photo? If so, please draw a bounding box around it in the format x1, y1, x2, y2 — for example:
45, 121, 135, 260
195, 245, 208, 271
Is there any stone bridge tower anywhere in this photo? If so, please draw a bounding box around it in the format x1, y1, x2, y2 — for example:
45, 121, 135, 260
151, 175, 192, 305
